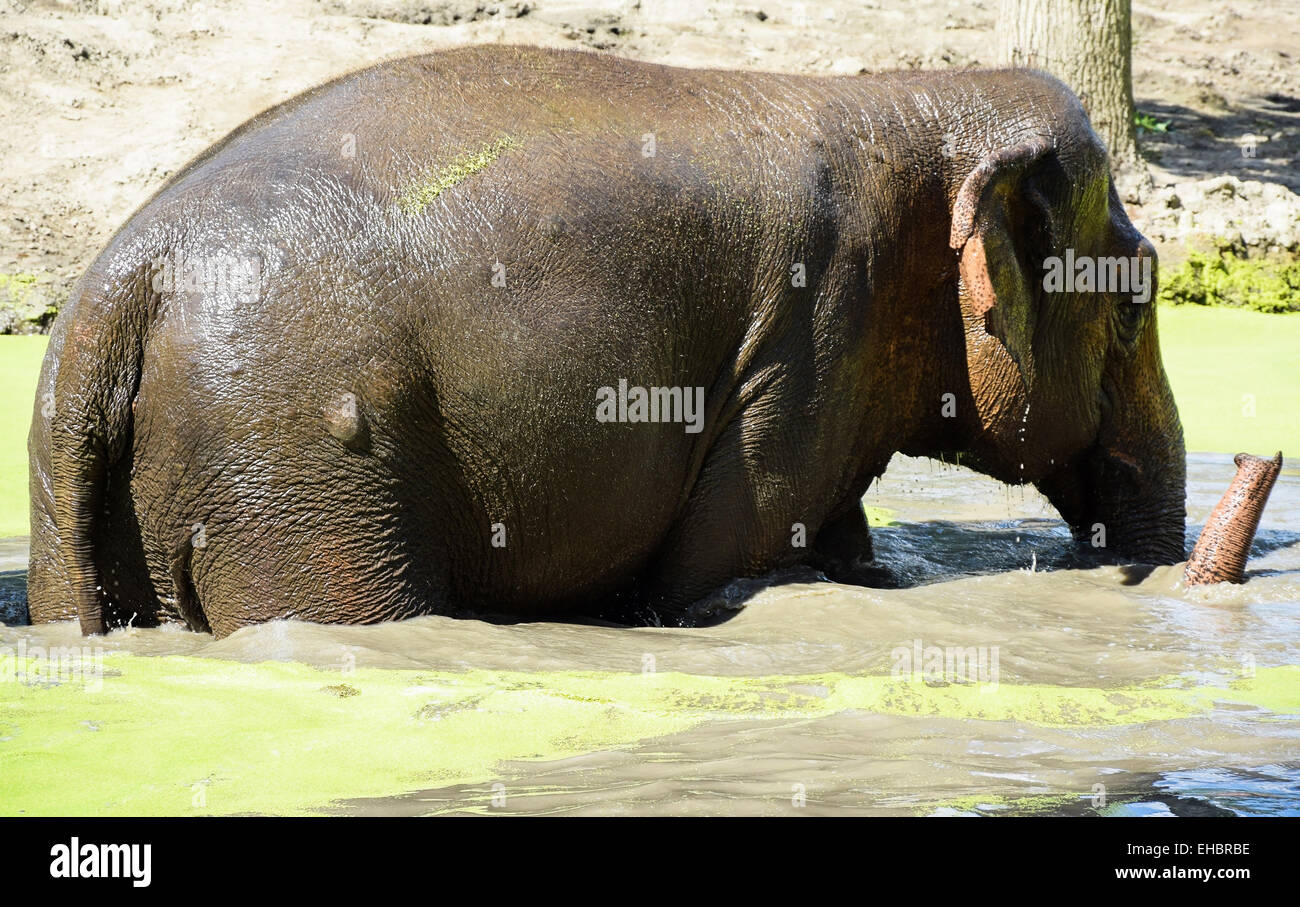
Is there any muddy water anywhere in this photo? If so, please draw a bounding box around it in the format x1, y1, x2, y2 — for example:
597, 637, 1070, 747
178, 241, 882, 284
2, 452, 1298, 815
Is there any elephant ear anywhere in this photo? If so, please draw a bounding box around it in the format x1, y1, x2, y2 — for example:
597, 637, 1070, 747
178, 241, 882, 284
949, 138, 1056, 390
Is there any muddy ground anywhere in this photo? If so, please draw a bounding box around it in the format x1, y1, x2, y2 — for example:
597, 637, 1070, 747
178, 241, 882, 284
1, 0, 1298, 330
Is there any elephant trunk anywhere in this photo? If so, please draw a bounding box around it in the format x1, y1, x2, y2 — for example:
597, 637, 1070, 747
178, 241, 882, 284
1184, 452, 1283, 585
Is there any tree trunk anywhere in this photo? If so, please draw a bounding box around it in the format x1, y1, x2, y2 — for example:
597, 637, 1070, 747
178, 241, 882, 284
997, 0, 1141, 173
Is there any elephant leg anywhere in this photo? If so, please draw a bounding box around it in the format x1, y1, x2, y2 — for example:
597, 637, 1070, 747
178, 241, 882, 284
638, 416, 812, 622
811, 502, 878, 585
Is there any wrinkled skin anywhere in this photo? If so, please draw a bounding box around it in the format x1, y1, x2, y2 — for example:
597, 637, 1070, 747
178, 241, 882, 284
1184, 452, 1283, 585
28, 46, 1186, 638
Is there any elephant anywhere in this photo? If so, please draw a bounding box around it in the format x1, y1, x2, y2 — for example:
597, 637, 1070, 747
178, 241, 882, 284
27, 45, 1188, 639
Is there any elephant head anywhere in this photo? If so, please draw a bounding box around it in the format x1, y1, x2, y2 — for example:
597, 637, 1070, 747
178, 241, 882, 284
944, 119, 1185, 564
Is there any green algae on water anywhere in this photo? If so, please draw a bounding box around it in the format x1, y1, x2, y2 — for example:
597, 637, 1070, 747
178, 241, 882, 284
864, 505, 897, 528
397, 137, 521, 216
2, 652, 1295, 816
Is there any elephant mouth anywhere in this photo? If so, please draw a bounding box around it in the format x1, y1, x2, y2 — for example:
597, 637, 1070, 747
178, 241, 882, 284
1037, 447, 1187, 566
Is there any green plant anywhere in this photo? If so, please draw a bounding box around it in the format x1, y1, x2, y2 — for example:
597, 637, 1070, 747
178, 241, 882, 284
1158, 251, 1300, 313
1134, 112, 1170, 134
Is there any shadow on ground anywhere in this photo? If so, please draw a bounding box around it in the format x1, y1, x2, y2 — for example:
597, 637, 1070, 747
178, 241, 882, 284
1136, 92, 1300, 192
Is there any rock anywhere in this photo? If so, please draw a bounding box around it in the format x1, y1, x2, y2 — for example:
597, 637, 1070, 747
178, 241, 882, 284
0, 274, 56, 334
1133, 176, 1300, 254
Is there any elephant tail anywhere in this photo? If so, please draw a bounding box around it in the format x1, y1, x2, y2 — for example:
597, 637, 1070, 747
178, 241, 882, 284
47, 240, 159, 635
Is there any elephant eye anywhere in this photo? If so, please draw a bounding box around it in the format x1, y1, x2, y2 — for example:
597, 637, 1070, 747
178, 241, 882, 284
1116, 301, 1145, 341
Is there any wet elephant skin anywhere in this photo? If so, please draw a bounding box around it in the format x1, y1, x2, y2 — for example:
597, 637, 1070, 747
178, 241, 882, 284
1185, 452, 1284, 585
27, 46, 1186, 637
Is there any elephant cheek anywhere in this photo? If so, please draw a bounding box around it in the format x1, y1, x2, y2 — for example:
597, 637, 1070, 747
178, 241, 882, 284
1035, 459, 1089, 532
1091, 465, 1187, 565
1045, 446, 1186, 565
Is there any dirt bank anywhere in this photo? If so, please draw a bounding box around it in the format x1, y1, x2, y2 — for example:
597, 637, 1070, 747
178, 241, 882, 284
2, 0, 1297, 331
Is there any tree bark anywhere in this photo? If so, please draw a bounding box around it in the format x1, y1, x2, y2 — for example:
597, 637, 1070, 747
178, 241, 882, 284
997, 0, 1141, 172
